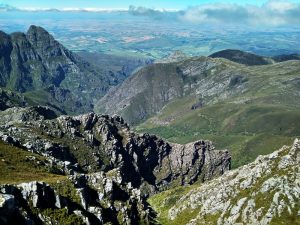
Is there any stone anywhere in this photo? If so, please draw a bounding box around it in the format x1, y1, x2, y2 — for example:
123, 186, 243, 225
0, 106, 233, 224
0, 194, 15, 209
161, 139, 300, 225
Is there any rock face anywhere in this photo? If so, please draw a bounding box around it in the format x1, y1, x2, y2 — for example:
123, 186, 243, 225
149, 139, 300, 225
0, 26, 116, 114
0, 177, 151, 225
0, 106, 230, 224
0, 88, 28, 110
0, 106, 230, 193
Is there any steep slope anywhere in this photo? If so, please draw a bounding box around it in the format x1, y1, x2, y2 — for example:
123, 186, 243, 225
0, 140, 65, 184
0, 106, 230, 224
149, 138, 300, 225
96, 56, 249, 124
0, 106, 230, 192
77, 51, 153, 84
0, 88, 28, 110
0, 26, 116, 114
96, 55, 300, 126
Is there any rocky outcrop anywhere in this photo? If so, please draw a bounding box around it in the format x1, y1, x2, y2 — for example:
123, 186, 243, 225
0, 106, 230, 194
150, 139, 300, 224
0, 106, 231, 224
0, 175, 151, 225
0, 88, 28, 110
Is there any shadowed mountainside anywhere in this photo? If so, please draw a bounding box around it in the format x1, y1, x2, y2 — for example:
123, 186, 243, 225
0, 25, 122, 114
209, 49, 300, 65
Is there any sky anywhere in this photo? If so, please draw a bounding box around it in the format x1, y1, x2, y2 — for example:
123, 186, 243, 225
0, 0, 300, 26
0, 0, 295, 10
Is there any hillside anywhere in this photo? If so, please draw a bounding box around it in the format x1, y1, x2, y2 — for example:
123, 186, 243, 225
149, 138, 300, 225
77, 51, 153, 84
97, 53, 300, 168
209, 49, 272, 65
209, 49, 300, 65
0, 26, 119, 114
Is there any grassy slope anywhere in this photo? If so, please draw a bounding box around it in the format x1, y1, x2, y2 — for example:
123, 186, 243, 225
0, 140, 65, 184
136, 61, 300, 168
0, 140, 87, 224
148, 143, 300, 225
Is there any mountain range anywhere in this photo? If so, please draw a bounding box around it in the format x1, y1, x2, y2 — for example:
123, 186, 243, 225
96, 49, 300, 167
0, 26, 299, 224
0, 105, 298, 224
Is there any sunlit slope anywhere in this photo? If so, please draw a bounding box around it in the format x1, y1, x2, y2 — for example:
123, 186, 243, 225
149, 139, 300, 225
132, 59, 300, 168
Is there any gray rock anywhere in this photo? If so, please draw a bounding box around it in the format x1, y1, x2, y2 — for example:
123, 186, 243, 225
162, 139, 300, 225
0, 194, 15, 209
0, 106, 231, 193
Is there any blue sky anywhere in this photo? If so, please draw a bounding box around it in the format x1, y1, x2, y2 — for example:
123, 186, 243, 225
1, 0, 300, 26
0, 0, 288, 9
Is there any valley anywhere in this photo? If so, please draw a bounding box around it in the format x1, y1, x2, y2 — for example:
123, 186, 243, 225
98, 53, 300, 168
0, 4, 300, 223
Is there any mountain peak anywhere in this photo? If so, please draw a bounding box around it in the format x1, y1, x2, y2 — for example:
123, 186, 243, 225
27, 25, 49, 35
26, 25, 55, 46
0, 26, 111, 114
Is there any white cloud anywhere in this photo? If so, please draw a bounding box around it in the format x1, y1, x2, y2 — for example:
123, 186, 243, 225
129, 0, 300, 26
1, 0, 300, 26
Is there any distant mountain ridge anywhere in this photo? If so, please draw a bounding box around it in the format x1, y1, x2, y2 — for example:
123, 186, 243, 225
209, 49, 300, 66
0, 25, 117, 114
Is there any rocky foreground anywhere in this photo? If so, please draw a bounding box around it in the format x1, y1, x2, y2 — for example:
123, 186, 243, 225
149, 139, 300, 225
0, 106, 230, 224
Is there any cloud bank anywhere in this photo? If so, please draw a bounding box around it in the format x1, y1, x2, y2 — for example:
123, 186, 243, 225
129, 1, 300, 26
1, 1, 300, 26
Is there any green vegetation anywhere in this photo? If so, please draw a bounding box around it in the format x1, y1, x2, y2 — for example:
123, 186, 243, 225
51, 179, 81, 205
134, 60, 300, 168
149, 144, 300, 224
0, 140, 65, 184
148, 185, 196, 225
137, 102, 299, 168
38, 208, 83, 225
